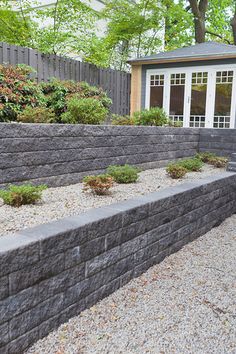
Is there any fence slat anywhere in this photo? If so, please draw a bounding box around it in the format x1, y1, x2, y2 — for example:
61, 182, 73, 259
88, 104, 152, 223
0, 42, 131, 115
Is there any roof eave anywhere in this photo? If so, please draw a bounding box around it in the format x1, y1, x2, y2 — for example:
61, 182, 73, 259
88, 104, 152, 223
127, 54, 236, 65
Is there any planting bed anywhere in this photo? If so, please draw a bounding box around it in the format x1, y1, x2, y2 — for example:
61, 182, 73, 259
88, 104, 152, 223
0, 165, 223, 236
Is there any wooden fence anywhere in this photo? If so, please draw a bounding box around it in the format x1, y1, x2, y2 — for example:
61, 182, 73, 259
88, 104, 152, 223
0, 42, 131, 115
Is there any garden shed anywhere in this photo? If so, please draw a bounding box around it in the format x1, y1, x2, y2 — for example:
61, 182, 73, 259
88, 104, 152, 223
128, 41, 236, 129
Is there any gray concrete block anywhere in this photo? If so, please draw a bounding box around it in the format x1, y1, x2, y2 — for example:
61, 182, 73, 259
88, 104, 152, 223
8, 327, 39, 354
86, 246, 120, 277
0, 322, 9, 347
0, 286, 39, 323
9, 293, 64, 340
9, 253, 65, 295
38, 263, 85, 302
0, 276, 8, 300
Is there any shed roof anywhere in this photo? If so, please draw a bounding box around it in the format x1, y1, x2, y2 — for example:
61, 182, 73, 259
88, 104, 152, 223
127, 41, 236, 65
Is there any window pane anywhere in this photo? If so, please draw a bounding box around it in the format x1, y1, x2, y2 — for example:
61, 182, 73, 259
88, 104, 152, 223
190, 84, 207, 115
169, 85, 185, 115
150, 86, 163, 108
214, 83, 232, 116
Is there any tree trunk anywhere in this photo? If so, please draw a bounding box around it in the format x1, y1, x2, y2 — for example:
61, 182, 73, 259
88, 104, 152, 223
188, 0, 208, 43
231, 11, 236, 45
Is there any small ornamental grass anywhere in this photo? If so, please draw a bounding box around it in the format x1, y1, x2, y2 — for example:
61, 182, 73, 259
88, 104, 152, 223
0, 184, 47, 207
177, 158, 203, 172
83, 174, 114, 195
107, 164, 140, 184
166, 164, 187, 179
195, 152, 216, 163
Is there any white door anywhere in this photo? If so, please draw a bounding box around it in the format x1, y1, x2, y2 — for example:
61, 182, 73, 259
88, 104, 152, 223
146, 65, 236, 128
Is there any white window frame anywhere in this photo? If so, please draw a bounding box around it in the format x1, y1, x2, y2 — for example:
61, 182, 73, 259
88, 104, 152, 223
145, 64, 236, 128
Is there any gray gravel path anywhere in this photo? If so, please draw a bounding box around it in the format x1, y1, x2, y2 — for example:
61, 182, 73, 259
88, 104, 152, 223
0, 165, 223, 236
27, 214, 236, 354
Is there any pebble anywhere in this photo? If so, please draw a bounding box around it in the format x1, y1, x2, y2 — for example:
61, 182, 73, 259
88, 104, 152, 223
0, 165, 224, 236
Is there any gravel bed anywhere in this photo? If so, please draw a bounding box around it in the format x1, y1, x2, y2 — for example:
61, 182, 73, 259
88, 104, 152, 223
26, 214, 236, 354
0, 165, 224, 236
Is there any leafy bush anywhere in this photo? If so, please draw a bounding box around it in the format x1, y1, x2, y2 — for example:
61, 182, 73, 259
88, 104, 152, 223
166, 164, 187, 179
132, 107, 168, 126
17, 106, 56, 123
111, 114, 134, 125
0, 184, 47, 207
41, 79, 112, 119
0, 64, 45, 122
168, 120, 183, 127
208, 156, 228, 168
107, 164, 140, 183
177, 158, 203, 172
83, 174, 114, 195
61, 97, 108, 124
195, 152, 216, 163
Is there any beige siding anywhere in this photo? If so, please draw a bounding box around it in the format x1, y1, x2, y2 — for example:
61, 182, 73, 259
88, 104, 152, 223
130, 65, 142, 115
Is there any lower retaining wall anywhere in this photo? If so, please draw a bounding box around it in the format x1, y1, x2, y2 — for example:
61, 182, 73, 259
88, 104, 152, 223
0, 172, 236, 353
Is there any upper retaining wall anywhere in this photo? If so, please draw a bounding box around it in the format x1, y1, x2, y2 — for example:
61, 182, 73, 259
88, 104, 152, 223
0, 171, 236, 353
0, 124, 199, 187
199, 128, 236, 157
1, 124, 236, 188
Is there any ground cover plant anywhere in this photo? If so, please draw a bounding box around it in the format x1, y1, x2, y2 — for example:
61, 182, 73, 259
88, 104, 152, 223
196, 152, 228, 168
107, 164, 140, 183
177, 158, 203, 172
0, 184, 47, 207
166, 164, 187, 179
83, 174, 114, 195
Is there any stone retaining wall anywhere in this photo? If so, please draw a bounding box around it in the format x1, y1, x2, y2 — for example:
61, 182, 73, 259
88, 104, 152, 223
0, 172, 236, 353
0, 124, 199, 187
199, 128, 236, 157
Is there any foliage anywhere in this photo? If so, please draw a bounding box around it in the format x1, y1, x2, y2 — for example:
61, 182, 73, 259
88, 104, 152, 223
17, 106, 56, 123
61, 97, 108, 124
166, 164, 187, 179
195, 152, 217, 163
107, 164, 140, 184
132, 107, 168, 126
0, 64, 45, 122
0, 184, 47, 207
207, 156, 228, 168
177, 158, 203, 172
83, 174, 114, 195
40, 79, 111, 119
168, 120, 183, 127
111, 114, 134, 125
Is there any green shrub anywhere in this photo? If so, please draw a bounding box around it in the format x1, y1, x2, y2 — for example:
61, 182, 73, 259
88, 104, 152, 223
17, 106, 56, 123
111, 114, 134, 126
168, 120, 183, 127
0, 64, 45, 122
132, 107, 168, 126
166, 164, 187, 179
107, 164, 140, 183
195, 152, 216, 163
0, 184, 47, 207
207, 156, 228, 168
178, 158, 203, 172
83, 174, 114, 195
41, 79, 112, 119
61, 97, 108, 124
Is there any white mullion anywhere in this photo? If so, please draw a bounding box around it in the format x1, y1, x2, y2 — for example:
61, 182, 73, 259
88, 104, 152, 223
230, 69, 236, 128
183, 71, 191, 128
145, 72, 151, 109
164, 72, 170, 116
205, 69, 215, 128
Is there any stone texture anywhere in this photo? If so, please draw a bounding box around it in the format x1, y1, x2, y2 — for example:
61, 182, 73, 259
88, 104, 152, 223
0, 172, 236, 353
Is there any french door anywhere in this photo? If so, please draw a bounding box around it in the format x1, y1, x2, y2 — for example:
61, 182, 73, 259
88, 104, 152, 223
146, 65, 236, 128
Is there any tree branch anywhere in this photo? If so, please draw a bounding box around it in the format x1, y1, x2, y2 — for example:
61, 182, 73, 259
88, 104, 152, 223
205, 30, 232, 45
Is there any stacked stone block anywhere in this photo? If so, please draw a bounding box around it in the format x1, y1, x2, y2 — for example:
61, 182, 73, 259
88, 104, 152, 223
0, 172, 236, 353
